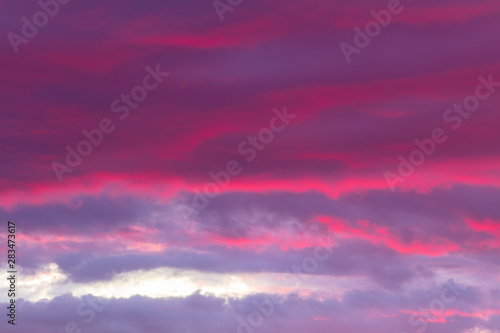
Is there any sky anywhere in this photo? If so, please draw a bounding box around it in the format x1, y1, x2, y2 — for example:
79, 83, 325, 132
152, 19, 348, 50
0, 0, 500, 332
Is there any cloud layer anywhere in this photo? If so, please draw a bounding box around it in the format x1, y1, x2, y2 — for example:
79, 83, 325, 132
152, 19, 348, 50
0, 0, 499, 332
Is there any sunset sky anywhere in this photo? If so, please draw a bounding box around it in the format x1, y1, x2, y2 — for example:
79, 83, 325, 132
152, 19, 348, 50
1, 0, 500, 332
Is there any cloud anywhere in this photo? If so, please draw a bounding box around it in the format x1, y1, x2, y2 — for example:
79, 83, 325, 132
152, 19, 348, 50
3, 282, 498, 333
